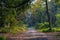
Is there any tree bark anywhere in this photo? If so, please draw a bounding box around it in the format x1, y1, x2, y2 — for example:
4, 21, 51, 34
0, 2, 4, 27
45, 0, 52, 31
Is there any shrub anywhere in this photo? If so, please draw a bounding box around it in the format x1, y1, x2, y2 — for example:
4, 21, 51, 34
35, 22, 49, 29
37, 27, 60, 32
52, 27, 60, 32
37, 28, 52, 32
0, 24, 27, 34
0, 36, 6, 40
41, 28, 52, 32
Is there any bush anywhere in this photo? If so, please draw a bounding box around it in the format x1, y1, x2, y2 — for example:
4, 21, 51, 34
0, 24, 27, 34
55, 14, 60, 27
35, 22, 49, 29
41, 28, 53, 32
0, 36, 6, 40
37, 28, 52, 32
0, 27, 9, 33
37, 27, 60, 32
52, 27, 60, 32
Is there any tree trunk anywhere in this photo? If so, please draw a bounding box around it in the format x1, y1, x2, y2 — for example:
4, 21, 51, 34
0, 2, 4, 27
45, 0, 52, 31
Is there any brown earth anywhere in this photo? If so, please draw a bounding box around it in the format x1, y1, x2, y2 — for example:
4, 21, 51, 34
0, 32, 60, 40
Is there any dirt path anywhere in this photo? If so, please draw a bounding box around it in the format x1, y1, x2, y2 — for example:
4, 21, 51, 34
5, 32, 60, 40
0, 28, 60, 40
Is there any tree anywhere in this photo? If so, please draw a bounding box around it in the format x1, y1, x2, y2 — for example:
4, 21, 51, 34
0, 0, 31, 27
45, 0, 52, 30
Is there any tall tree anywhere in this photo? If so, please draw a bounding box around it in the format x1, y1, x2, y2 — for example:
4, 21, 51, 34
45, 0, 52, 30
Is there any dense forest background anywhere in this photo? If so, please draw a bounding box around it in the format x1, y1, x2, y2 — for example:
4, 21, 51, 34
0, 0, 60, 33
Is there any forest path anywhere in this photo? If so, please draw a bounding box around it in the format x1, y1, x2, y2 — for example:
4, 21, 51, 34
0, 28, 60, 40
6, 28, 60, 40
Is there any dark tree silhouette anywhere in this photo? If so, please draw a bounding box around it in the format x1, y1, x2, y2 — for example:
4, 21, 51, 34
45, 0, 52, 31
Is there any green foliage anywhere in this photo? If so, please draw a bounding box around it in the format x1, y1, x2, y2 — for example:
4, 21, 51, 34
55, 0, 60, 5
35, 22, 49, 29
52, 27, 60, 32
40, 28, 52, 32
0, 36, 6, 40
55, 14, 60, 27
0, 24, 27, 34
0, 0, 30, 33
0, 0, 60, 33
35, 21, 60, 32
0, 0, 30, 27
37, 27, 60, 32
